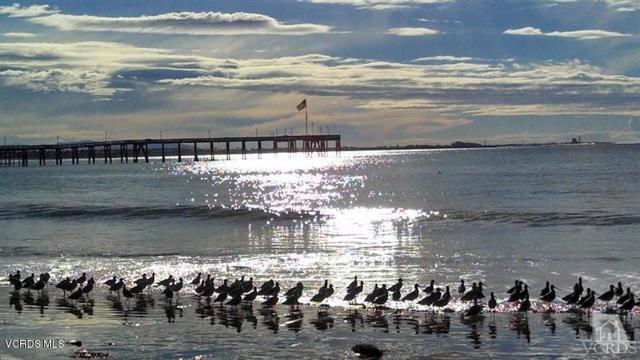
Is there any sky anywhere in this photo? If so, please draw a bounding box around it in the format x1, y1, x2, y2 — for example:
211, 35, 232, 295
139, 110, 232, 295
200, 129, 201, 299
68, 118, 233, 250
0, 0, 639, 146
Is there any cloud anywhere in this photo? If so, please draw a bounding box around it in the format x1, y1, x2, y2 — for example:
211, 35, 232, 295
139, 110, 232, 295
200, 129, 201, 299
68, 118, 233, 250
605, 0, 640, 12
387, 27, 440, 36
0, 3, 58, 18
2, 41, 640, 119
296, 0, 452, 10
504, 27, 633, 40
28, 11, 332, 35
2, 32, 35, 38
412, 55, 476, 62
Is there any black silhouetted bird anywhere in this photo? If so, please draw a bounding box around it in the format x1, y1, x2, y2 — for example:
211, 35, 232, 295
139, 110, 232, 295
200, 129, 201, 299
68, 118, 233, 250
518, 294, 531, 313
424, 280, 435, 295
262, 295, 278, 308
418, 288, 441, 306
347, 276, 358, 292
402, 284, 419, 301
488, 292, 497, 311
598, 285, 615, 302
617, 288, 632, 305
364, 284, 379, 303
344, 281, 363, 302
465, 298, 483, 317
243, 287, 258, 302
458, 279, 466, 296
507, 280, 520, 294
539, 281, 550, 297
389, 278, 403, 293
434, 286, 451, 309
191, 273, 202, 285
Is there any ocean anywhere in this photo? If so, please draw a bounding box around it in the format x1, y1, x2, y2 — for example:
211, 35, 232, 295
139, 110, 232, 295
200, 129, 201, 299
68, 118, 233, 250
1, 144, 639, 358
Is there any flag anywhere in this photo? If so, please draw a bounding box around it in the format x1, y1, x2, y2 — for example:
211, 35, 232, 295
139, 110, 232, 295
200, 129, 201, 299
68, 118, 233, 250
296, 99, 307, 111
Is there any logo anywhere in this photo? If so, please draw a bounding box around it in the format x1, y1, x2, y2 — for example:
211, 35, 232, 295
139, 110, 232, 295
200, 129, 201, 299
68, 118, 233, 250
582, 314, 637, 354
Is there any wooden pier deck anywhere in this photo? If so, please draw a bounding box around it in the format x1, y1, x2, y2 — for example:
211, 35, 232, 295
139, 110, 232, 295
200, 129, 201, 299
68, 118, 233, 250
0, 135, 341, 167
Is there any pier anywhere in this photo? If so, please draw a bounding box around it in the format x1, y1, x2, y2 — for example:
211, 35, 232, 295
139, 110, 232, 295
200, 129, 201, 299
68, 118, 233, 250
0, 134, 341, 167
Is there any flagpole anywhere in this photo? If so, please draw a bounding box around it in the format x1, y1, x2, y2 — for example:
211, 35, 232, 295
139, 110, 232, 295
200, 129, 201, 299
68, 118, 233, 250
305, 102, 308, 136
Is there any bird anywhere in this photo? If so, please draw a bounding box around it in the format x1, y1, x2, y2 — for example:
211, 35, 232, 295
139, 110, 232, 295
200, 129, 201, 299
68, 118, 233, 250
344, 281, 364, 302
243, 287, 258, 302
364, 284, 380, 303
104, 276, 117, 288
259, 279, 274, 294
488, 292, 497, 311
614, 282, 624, 297
266, 282, 281, 297
580, 291, 596, 312
310, 283, 333, 303
225, 293, 243, 307
75, 272, 87, 285
465, 298, 483, 317
577, 289, 592, 307
122, 285, 135, 303
458, 279, 466, 296
283, 292, 302, 306
213, 290, 228, 306
508, 284, 524, 303
598, 285, 616, 302
392, 288, 401, 301
22, 273, 35, 292
162, 286, 174, 301
347, 276, 358, 292
539, 285, 556, 310
424, 280, 435, 295
476, 282, 486, 299
82, 277, 95, 297
262, 295, 278, 308
418, 288, 441, 306
620, 294, 635, 313
461, 283, 478, 302
109, 278, 124, 295
68, 287, 83, 301
518, 294, 531, 313
134, 274, 148, 287
145, 273, 155, 288
170, 278, 184, 297
539, 281, 550, 297
434, 286, 451, 309
129, 282, 146, 295
401, 284, 419, 301
575, 277, 584, 295
242, 277, 254, 293
389, 278, 403, 293
157, 275, 174, 288
191, 272, 202, 286
373, 290, 388, 306
216, 279, 230, 295
562, 289, 580, 305
616, 287, 633, 305
284, 282, 304, 298
9, 273, 23, 292
31, 277, 46, 293
507, 280, 520, 294
64, 279, 78, 295
518, 284, 529, 301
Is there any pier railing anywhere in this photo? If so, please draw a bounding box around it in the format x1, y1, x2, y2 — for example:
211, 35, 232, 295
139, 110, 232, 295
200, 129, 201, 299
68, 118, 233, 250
0, 135, 341, 167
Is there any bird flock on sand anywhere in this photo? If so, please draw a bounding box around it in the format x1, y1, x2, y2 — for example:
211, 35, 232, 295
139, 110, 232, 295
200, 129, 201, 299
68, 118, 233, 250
6, 271, 639, 317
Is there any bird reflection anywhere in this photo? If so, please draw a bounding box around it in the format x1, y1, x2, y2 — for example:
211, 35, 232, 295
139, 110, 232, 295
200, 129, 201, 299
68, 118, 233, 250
460, 314, 484, 348
542, 312, 556, 335
9, 292, 22, 313
285, 308, 304, 333
310, 310, 334, 331
261, 308, 280, 333
562, 312, 592, 339
344, 309, 365, 332
510, 314, 531, 343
